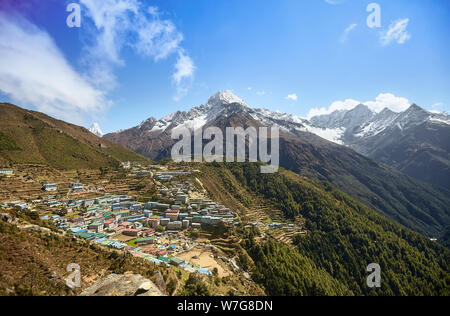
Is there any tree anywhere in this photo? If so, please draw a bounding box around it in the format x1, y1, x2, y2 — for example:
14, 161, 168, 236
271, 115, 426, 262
181, 274, 210, 296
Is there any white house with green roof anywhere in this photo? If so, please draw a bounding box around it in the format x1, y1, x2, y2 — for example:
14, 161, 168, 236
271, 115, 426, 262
0, 169, 13, 175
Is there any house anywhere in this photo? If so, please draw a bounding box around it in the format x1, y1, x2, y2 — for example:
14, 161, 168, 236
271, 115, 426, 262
88, 223, 104, 233
147, 218, 161, 229
70, 182, 83, 190
103, 219, 116, 229
0, 169, 13, 176
175, 194, 189, 204
120, 221, 133, 229
122, 229, 141, 237
131, 170, 153, 176
169, 257, 185, 267
167, 221, 182, 231
136, 237, 156, 246
141, 229, 154, 236
166, 212, 179, 221
130, 204, 142, 211
83, 199, 95, 208
43, 184, 57, 191
160, 218, 170, 227
153, 203, 170, 210
70, 217, 85, 225
156, 174, 173, 181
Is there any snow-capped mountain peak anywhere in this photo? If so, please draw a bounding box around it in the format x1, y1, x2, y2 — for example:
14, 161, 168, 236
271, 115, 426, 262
89, 123, 103, 137
135, 91, 250, 134
207, 90, 248, 108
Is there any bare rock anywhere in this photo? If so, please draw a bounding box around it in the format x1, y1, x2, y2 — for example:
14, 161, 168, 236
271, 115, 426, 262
79, 274, 165, 296
1, 213, 16, 224
153, 271, 167, 293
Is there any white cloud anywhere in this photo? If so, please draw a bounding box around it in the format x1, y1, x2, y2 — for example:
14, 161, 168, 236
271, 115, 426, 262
340, 23, 357, 43
0, 0, 195, 124
286, 94, 298, 101
172, 50, 195, 101
307, 93, 411, 119
380, 18, 411, 46
148, 6, 159, 17
364, 93, 410, 112
256, 91, 266, 95
307, 99, 360, 119
79, 0, 194, 96
0, 13, 108, 124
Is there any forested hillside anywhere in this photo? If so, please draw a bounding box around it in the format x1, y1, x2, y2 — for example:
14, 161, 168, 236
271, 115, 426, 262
200, 162, 450, 296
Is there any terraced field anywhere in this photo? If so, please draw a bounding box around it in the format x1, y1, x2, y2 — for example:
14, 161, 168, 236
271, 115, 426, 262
0, 166, 156, 202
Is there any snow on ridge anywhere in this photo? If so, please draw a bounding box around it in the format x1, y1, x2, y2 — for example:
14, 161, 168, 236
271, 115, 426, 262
300, 125, 345, 144
172, 115, 208, 132
429, 116, 450, 126
89, 123, 103, 137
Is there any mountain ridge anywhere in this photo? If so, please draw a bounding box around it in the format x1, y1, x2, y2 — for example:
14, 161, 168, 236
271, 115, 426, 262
0, 102, 150, 169
311, 103, 450, 189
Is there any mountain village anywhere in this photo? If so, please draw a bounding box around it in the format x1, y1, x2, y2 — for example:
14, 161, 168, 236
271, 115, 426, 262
0, 161, 305, 281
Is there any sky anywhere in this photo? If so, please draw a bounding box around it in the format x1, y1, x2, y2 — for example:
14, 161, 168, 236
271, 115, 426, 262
0, 0, 449, 133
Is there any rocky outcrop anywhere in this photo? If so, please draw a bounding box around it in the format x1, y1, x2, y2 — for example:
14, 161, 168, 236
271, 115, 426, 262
152, 271, 167, 294
1, 213, 16, 224
80, 273, 165, 296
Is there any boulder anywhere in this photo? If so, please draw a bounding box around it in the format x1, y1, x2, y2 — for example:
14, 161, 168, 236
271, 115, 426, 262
80, 274, 165, 296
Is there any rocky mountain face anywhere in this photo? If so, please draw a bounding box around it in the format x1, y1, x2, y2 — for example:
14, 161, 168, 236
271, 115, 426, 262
310, 104, 450, 189
104, 91, 450, 239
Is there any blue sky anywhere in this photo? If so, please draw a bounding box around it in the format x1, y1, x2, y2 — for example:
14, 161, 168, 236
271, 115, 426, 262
0, 0, 449, 133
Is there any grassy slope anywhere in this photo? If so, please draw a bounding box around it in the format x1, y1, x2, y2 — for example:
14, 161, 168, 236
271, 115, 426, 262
198, 162, 450, 296
0, 103, 150, 169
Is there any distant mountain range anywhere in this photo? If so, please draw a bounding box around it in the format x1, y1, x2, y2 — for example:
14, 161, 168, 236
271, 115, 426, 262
104, 91, 450, 239
104, 92, 450, 189
310, 104, 450, 190
0, 103, 149, 170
